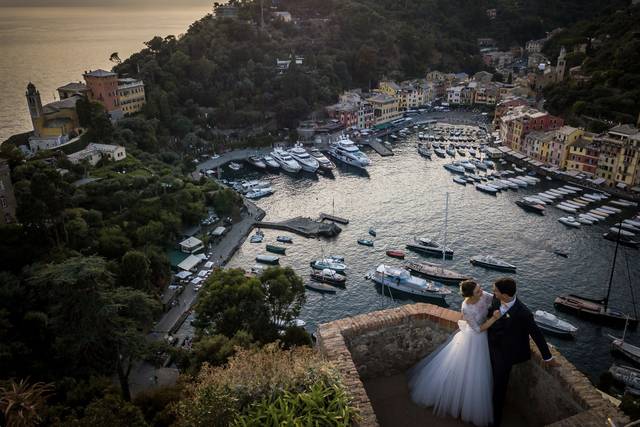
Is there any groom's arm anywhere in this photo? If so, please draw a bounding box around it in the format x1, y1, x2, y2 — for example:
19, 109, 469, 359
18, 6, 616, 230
524, 310, 553, 361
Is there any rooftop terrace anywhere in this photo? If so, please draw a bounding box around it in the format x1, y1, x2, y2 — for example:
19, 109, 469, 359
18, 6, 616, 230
317, 304, 628, 427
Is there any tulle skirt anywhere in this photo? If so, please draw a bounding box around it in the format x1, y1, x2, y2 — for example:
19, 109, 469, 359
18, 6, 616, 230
408, 320, 493, 427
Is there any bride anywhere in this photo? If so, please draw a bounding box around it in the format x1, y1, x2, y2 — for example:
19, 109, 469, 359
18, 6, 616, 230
408, 280, 500, 427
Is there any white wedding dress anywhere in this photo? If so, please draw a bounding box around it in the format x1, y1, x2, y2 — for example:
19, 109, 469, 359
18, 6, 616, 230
408, 291, 494, 427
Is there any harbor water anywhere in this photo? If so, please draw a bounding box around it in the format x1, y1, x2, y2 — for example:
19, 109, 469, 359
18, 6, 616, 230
224, 135, 640, 383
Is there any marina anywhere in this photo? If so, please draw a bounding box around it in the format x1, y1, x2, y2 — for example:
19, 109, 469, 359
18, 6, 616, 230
221, 123, 640, 383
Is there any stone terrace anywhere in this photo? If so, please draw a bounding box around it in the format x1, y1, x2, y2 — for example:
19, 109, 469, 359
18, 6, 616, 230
316, 304, 629, 427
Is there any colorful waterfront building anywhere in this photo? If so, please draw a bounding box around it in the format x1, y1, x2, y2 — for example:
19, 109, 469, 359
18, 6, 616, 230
522, 131, 555, 163
594, 124, 640, 189
498, 106, 564, 153
83, 69, 122, 119
550, 126, 583, 168
565, 137, 600, 175
366, 92, 401, 126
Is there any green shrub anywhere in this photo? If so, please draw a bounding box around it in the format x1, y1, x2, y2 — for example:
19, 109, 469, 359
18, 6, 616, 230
236, 380, 358, 427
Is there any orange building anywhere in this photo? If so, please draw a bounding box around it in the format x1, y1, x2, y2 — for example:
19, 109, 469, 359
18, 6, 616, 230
83, 69, 121, 117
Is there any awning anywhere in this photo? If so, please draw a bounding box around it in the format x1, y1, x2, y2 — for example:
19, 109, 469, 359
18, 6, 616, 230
178, 254, 203, 271
175, 271, 192, 279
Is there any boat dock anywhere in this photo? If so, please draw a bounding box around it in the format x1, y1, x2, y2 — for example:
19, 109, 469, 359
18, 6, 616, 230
362, 139, 394, 157
257, 216, 342, 238
319, 212, 350, 224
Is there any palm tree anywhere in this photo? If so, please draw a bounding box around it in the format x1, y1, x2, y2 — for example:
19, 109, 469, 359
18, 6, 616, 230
0, 379, 54, 427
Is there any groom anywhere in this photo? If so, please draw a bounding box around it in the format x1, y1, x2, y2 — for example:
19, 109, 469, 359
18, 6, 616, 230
487, 277, 557, 426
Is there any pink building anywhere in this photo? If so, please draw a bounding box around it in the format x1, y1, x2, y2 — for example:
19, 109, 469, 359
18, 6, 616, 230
83, 69, 121, 116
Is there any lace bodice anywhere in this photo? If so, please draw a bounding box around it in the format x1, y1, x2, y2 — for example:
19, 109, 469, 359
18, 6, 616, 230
461, 291, 493, 332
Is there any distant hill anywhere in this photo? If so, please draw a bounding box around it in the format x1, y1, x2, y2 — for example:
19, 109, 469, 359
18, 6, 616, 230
114, 0, 629, 132
543, 3, 640, 130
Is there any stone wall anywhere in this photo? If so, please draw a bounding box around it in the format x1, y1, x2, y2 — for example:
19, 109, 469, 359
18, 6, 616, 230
316, 303, 629, 427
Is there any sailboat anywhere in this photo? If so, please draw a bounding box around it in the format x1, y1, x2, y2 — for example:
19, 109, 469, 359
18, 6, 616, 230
610, 318, 640, 365
405, 193, 471, 285
554, 223, 638, 329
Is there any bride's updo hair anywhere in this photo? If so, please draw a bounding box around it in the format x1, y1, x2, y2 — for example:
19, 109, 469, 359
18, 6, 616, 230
460, 280, 478, 297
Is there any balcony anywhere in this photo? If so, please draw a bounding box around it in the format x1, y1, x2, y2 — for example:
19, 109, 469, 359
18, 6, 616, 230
317, 304, 628, 427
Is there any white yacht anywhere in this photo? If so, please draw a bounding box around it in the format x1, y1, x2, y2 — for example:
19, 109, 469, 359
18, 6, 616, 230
309, 148, 335, 173
288, 143, 319, 173
370, 264, 450, 302
271, 148, 301, 173
262, 154, 280, 169
328, 135, 371, 169
246, 187, 274, 199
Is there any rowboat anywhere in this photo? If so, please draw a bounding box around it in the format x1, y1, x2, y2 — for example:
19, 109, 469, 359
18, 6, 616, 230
386, 250, 406, 259
358, 239, 374, 246
256, 254, 279, 264
305, 282, 337, 294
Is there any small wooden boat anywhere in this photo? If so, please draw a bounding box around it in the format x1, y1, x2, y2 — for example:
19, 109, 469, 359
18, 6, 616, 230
405, 261, 471, 285
534, 310, 577, 338
368, 227, 377, 237
470, 255, 516, 272
310, 268, 346, 286
266, 244, 286, 254
358, 239, 374, 246
276, 235, 293, 243
386, 250, 406, 259
305, 282, 337, 294
256, 254, 279, 265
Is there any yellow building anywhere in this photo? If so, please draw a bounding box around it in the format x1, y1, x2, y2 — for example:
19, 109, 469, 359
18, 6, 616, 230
377, 81, 404, 109
117, 78, 146, 115
366, 92, 400, 126
594, 125, 640, 188
551, 126, 583, 168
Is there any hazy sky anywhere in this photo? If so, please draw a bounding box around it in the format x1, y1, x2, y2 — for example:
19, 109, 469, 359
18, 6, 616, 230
0, 0, 213, 6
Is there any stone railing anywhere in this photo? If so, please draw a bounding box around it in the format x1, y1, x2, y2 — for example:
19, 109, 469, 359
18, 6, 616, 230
316, 303, 629, 427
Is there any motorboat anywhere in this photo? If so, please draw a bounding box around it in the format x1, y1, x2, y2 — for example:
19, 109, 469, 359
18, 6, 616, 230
508, 178, 528, 187
358, 239, 374, 247
266, 244, 286, 254
310, 258, 346, 273
613, 199, 638, 208
245, 155, 267, 170
575, 216, 594, 225
288, 143, 319, 173
417, 143, 432, 158
611, 336, 640, 365
443, 163, 466, 174
305, 282, 337, 294
445, 148, 456, 157
236, 180, 270, 194
262, 154, 280, 170
558, 217, 581, 228
453, 176, 467, 185
603, 232, 640, 248
609, 365, 640, 390
460, 160, 476, 172
556, 204, 577, 213
608, 227, 636, 238
501, 180, 518, 190
476, 184, 499, 195
271, 148, 301, 173
524, 196, 546, 205
553, 250, 569, 258
310, 268, 346, 286
256, 254, 279, 264
328, 135, 371, 169
483, 160, 496, 169
276, 235, 293, 243
250, 230, 264, 243
246, 187, 274, 199
405, 261, 471, 285
370, 264, 449, 302
534, 310, 578, 338
457, 149, 466, 156
416, 237, 438, 248
516, 200, 545, 214
470, 255, 516, 272
368, 227, 377, 237
434, 148, 447, 158
468, 149, 477, 157
228, 162, 242, 171
473, 161, 488, 171
623, 219, 640, 228
328, 255, 345, 262
601, 205, 622, 214
386, 250, 406, 259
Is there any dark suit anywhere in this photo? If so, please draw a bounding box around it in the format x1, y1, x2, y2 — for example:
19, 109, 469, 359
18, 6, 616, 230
487, 297, 551, 426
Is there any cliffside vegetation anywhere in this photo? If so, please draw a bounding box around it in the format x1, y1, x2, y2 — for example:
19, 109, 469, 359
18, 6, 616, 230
543, 3, 640, 130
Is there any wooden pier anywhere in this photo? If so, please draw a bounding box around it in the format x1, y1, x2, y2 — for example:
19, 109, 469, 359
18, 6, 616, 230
362, 139, 394, 157
319, 213, 350, 224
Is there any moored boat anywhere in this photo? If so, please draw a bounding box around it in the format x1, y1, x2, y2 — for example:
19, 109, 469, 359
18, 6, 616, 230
370, 264, 449, 302
276, 235, 293, 243
405, 261, 471, 285
266, 244, 286, 254
310, 268, 346, 286
288, 142, 319, 173
358, 239, 374, 247
406, 243, 453, 258
386, 249, 406, 259
256, 254, 280, 264
310, 258, 346, 273
554, 294, 638, 329
515, 200, 545, 215
305, 282, 337, 294
470, 255, 516, 272
245, 155, 267, 170
534, 310, 578, 338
